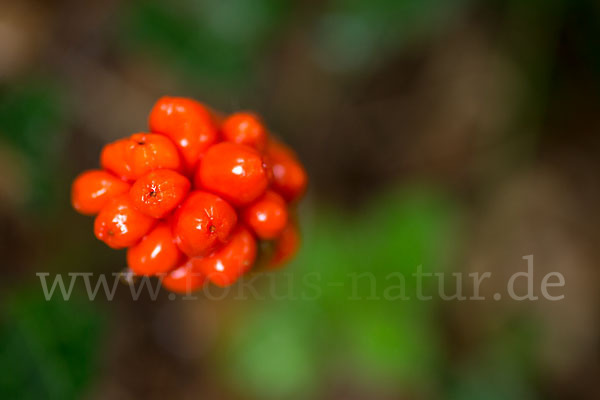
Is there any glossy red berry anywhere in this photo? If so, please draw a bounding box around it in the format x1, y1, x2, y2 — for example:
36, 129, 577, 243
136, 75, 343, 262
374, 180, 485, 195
195, 142, 269, 206
161, 259, 207, 294
195, 225, 257, 287
269, 221, 300, 268
126, 222, 183, 276
173, 191, 238, 257
266, 139, 307, 202
71, 170, 130, 215
149, 97, 219, 172
129, 169, 190, 218
222, 112, 267, 151
242, 190, 288, 239
94, 194, 156, 249
100, 133, 182, 181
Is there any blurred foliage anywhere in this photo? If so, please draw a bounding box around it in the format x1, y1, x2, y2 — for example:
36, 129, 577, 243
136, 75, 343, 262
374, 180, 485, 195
313, 0, 469, 72
0, 289, 105, 400
0, 77, 68, 215
447, 319, 540, 400
222, 187, 460, 398
118, 0, 291, 91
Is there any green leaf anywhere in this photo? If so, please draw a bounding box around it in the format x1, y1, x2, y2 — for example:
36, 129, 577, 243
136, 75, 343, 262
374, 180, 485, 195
0, 288, 106, 400
221, 185, 460, 398
0, 77, 69, 213
223, 303, 320, 399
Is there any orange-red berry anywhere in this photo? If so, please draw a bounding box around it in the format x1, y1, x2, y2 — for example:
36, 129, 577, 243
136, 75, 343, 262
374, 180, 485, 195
269, 221, 300, 268
242, 190, 288, 239
149, 97, 219, 172
195, 142, 269, 206
195, 225, 257, 287
222, 112, 268, 151
161, 259, 207, 294
173, 191, 237, 257
71, 170, 130, 215
266, 139, 307, 202
100, 133, 182, 181
129, 169, 190, 218
126, 222, 183, 275
94, 194, 156, 249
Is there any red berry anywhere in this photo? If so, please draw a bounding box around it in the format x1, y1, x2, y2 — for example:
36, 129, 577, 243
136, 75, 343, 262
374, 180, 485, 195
94, 194, 156, 249
222, 112, 268, 151
195, 142, 269, 206
195, 225, 257, 287
242, 190, 288, 239
269, 221, 300, 268
129, 169, 190, 218
126, 222, 183, 275
100, 133, 182, 181
266, 139, 307, 202
161, 259, 207, 294
173, 191, 237, 257
149, 97, 219, 172
71, 170, 130, 215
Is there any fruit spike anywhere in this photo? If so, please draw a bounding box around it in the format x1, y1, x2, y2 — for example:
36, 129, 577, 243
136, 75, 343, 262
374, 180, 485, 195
71, 97, 307, 293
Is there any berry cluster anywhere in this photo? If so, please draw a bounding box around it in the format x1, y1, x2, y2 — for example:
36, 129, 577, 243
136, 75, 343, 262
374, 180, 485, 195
71, 97, 307, 293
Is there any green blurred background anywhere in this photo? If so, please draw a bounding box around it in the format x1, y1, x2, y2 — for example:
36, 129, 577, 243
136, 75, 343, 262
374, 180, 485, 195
1, 0, 599, 399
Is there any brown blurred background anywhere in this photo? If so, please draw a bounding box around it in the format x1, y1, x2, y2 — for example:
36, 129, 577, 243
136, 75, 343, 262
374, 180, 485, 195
1, 0, 600, 399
